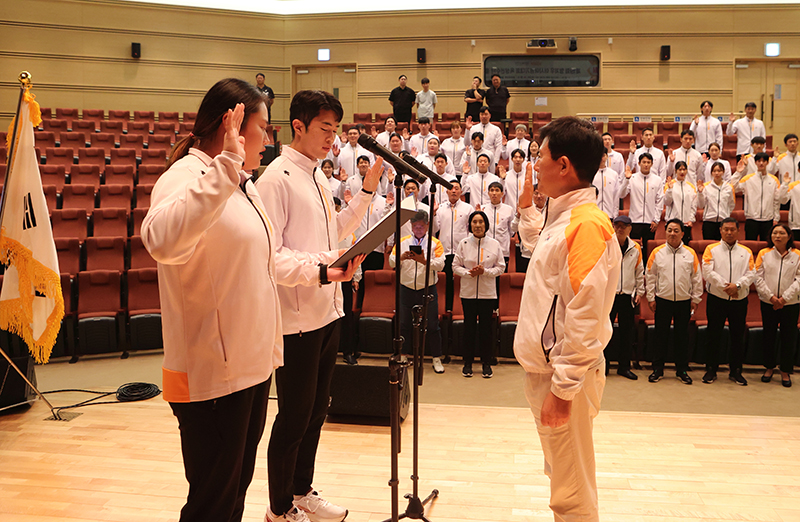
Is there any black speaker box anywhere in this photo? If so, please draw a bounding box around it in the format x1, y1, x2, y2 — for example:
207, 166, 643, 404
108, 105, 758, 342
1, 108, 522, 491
417, 48, 426, 64
131, 42, 141, 59
328, 363, 409, 424
660, 45, 671, 61
0, 354, 36, 410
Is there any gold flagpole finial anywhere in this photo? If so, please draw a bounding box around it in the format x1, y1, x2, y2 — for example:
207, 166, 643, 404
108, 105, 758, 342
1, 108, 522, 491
18, 71, 31, 86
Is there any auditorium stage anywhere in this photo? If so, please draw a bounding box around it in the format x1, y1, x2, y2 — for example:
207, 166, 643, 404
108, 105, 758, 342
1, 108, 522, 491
1, 354, 799, 521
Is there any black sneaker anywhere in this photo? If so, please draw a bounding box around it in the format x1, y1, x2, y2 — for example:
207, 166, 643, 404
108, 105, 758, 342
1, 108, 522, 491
702, 370, 717, 384
482, 364, 493, 378
343, 353, 358, 366
616, 369, 638, 380
676, 371, 693, 385
462, 365, 473, 378
648, 369, 663, 382
729, 372, 748, 386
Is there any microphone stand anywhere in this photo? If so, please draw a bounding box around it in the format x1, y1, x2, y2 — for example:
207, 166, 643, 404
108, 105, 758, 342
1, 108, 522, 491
382, 178, 439, 522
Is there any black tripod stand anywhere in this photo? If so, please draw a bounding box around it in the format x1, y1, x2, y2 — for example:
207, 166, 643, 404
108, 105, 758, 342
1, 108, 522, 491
383, 177, 439, 522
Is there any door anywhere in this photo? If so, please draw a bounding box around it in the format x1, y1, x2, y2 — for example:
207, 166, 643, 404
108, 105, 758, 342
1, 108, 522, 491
293, 65, 357, 125
736, 61, 800, 142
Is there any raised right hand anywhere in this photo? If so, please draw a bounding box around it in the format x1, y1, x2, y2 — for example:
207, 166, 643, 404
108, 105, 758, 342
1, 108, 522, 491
629, 140, 637, 154
729, 112, 736, 122
222, 103, 246, 159
518, 163, 534, 209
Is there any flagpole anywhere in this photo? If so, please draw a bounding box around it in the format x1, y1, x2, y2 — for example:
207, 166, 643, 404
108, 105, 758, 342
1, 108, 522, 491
0, 71, 60, 419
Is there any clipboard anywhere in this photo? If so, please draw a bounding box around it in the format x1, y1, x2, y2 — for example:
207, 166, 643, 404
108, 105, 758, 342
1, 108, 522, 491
330, 205, 417, 269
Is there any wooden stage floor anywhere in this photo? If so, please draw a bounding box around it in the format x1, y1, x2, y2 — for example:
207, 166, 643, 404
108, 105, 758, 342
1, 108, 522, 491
1, 398, 799, 522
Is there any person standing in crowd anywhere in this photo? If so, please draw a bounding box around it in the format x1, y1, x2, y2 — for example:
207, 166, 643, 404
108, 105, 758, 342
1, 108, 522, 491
256, 90, 384, 522
255, 73, 274, 122
608, 215, 645, 380
593, 149, 626, 219
602, 132, 625, 185
415, 77, 437, 121
463, 153, 502, 209
514, 117, 620, 522
484, 74, 510, 123
698, 161, 736, 240
728, 102, 767, 161
390, 210, 446, 374
453, 210, 505, 378
779, 172, 800, 241
375, 116, 402, 149
464, 107, 503, 167
441, 121, 466, 170
702, 143, 732, 182
435, 179, 472, 311
409, 116, 435, 155
501, 124, 531, 162
755, 223, 800, 387
646, 219, 703, 384
527, 140, 540, 168
701, 218, 755, 386
769, 133, 800, 183
482, 181, 514, 269
464, 76, 485, 122
389, 74, 416, 124
664, 161, 698, 245
627, 128, 666, 179
320, 159, 343, 202
736, 136, 773, 179
620, 153, 664, 255
734, 152, 780, 241
353, 180, 390, 311
503, 148, 528, 211
690, 100, 723, 156
667, 130, 703, 186
143, 79, 360, 522
338, 127, 374, 180
461, 132, 495, 176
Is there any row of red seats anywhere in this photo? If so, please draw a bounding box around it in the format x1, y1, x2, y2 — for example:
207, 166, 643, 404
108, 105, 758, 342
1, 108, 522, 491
56, 236, 155, 275
0, 269, 161, 361
51, 208, 149, 240
33, 147, 167, 167
29, 164, 164, 190
39, 108, 196, 131
35, 121, 192, 144
352, 112, 553, 125
41, 184, 152, 212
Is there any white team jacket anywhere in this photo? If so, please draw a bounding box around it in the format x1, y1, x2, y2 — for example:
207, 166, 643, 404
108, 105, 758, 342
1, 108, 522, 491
592, 167, 623, 219
701, 241, 755, 301
646, 242, 703, 303
389, 234, 445, 290
435, 199, 473, 255
481, 202, 515, 257
256, 145, 372, 335
664, 180, 698, 223
735, 171, 780, 222
513, 187, 621, 401
779, 180, 800, 229
769, 151, 800, 183
617, 238, 646, 297
621, 172, 665, 224
698, 180, 736, 222
754, 247, 800, 305
452, 234, 505, 299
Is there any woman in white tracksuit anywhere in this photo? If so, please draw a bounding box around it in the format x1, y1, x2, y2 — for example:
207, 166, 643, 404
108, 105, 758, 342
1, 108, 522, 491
453, 210, 506, 378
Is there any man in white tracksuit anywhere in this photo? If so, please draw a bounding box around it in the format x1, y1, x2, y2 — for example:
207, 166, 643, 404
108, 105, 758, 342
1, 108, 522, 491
514, 117, 621, 522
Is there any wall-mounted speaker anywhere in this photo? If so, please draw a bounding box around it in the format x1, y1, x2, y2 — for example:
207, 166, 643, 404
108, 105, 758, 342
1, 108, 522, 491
417, 48, 426, 64
660, 45, 671, 61
131, 42, 141, 59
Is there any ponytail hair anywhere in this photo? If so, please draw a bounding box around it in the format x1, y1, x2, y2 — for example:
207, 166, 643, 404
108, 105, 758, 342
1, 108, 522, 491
167, 78, 265, 169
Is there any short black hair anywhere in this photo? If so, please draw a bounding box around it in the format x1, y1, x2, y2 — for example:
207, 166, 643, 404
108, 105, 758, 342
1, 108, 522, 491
434, 152, 447, 162
674, 161, 688, 171
784, 133, 798, 144
602, 132, 613, 139
488, 181, 504, 192
537, 116, 604, 184
467, 210, 489, 234
471, 132, 484, 141
665, 218, 684, 232
289, 90, 343, 138
355, 123, 366, 132
389, 132, 402, 142
680, 129, 695, 138
767, 223, 794, 250
385, 116, 397, 125
510, 148, 525, 159
421, 77, 430, 84
751, 136, 766, 145
399, 74, 407, 80
410, 210, 429, 224
256, 73, 265, 79
404, 178, 420, 189
491, 74, 500, 79
473, 76, 482, 83
641, 127, 654, 135
639, 152, 654, 163
700, 100, 713, 109
476, 153, 491, 164
745, 102, 757, 109
720, 217, 738, 228
479, 106, 491, 114
418, 116, 431, 125
357, 155, 370, 165
755, 152, 770, 162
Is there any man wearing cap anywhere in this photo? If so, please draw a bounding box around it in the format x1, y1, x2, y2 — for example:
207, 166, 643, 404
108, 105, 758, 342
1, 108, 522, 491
608, 215, 645, 380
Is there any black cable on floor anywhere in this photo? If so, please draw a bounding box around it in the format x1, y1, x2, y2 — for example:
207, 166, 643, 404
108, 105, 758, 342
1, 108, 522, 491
42, 382, 161, 417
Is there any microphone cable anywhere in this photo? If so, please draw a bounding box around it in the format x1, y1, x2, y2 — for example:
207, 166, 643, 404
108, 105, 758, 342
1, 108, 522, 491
42, 382, 161, 418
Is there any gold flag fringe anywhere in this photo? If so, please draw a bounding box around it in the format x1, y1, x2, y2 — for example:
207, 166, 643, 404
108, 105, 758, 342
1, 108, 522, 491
5, 87, 41, 151
0, 232, 64, 364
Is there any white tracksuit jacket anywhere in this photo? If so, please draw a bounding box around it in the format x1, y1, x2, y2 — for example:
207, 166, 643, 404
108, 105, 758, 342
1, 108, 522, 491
701, 241, 756, 301
645, 242, 703, 303
452, 234, 505, 300
664, 180, 698, 224
698, 180, 736, 222
735, 171, 780, 222
754, 247, 800, 305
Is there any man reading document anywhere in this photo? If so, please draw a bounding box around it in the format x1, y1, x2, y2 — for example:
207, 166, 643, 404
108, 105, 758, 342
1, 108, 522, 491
514, 117, 621, 522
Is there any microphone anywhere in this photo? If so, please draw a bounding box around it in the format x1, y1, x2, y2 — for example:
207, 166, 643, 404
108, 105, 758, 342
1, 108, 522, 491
357, 133, 427, 185
399, 151, 454, 190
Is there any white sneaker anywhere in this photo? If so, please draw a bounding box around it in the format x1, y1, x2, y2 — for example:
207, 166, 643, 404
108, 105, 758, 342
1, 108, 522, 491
432, 357, 445, 374
293, 490, 348, 522
265, 506, 311, 522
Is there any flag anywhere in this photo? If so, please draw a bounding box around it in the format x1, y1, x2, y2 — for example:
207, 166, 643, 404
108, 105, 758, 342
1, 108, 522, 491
0, 84, 63, 363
